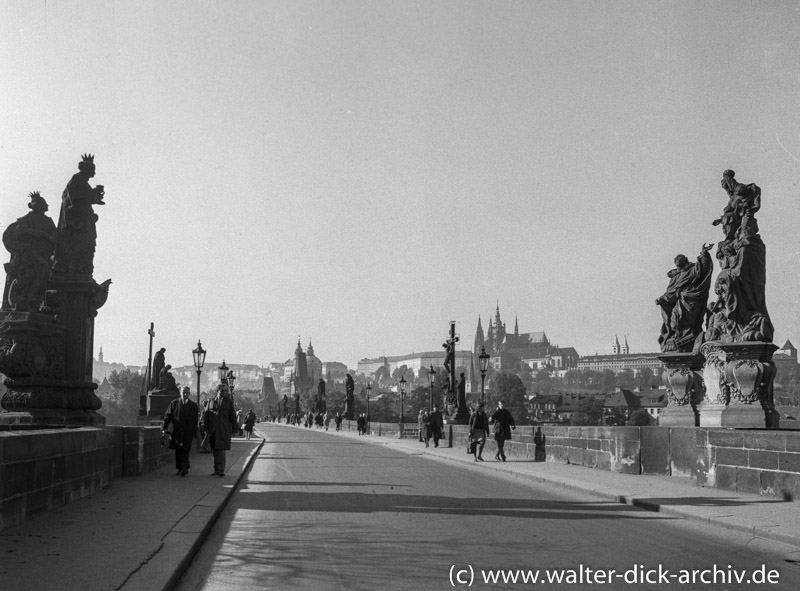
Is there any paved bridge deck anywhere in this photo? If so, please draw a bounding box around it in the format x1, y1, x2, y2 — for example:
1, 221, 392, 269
1, 424, 798, 590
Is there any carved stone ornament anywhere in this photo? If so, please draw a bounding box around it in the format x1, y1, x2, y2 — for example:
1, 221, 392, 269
700, 342, 730, 406
664, 367, 695, 406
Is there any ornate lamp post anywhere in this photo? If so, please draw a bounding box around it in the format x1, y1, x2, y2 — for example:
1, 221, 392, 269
479, 346, 490, 404
427, 364, 436, 413
366, 381, 372, 434
218, 360, 229, 385
399, 375, 406, 425
192, 340, 206, 450
227, 369, 236, 402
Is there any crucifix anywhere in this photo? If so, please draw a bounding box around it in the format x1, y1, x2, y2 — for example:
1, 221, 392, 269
139, 322, 155, 417
443, 320, 470, 423
146, 323, 155, 391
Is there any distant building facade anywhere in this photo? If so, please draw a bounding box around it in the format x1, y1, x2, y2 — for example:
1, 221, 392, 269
576, 335, 663, 375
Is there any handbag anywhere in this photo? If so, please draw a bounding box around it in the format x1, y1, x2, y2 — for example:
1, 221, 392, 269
466, 436, 473, 455
493, 420, 504, 435
200, 432, 211, 453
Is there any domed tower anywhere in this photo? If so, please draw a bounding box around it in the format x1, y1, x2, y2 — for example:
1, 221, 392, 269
306, 339, 323, 383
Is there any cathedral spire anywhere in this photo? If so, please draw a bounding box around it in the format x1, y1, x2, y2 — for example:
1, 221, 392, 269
474, 315, 485, 353
514, 315, 519, 336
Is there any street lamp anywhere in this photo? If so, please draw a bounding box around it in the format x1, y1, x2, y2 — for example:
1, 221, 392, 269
366, 382, 372, 434
399, 375, 406, 424
192, 340, 206, 451
227, 369, 236, 400
218, 360, 229, 385
479, 346, 490, 404
427, 364, 436, 413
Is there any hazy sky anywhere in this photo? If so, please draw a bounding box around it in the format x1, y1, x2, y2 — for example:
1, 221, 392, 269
1, 1, 799, 370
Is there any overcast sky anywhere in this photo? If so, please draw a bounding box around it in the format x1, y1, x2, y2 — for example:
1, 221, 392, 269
1, 1, 799, 370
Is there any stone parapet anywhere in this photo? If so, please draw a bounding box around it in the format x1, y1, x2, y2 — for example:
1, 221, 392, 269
360, 423, 800, 500
0, 426, 171, 532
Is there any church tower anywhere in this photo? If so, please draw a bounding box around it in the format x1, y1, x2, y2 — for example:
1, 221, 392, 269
613, 335, 621, 355
474, 316, 485, 354
622, 335, 630, 355
293, 339, 309, 382
514, 315, 519, 337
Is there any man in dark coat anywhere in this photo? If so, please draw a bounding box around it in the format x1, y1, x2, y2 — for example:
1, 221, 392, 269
163, 386, 199, 476
428, 404, 445, 447
208, 383, 238, 476
490, 400, 516, 461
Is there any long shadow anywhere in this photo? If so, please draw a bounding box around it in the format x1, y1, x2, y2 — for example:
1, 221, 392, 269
633, 496, 786, 508
232, 490, 672, 521
244, 481, 411, 488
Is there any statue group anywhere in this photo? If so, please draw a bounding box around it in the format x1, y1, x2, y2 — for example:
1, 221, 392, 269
657, 170, 772, 353
657, 169, 777, 428
0, 155, 111, 424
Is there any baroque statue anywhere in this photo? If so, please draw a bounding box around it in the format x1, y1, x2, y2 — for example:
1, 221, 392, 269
344, 374, 355, 419
2, 192, 57, 312
656, 243, 714, 352
52, 153, 105, 275
151, 347, 166, 390
705, 170, 773, 343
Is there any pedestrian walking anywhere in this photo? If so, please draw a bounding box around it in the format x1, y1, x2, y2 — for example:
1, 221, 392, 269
534, 427, 547, 462
206, 383, 238, 476
490, 400, 516, 461
417, 409, 426, 442
356, 413, 366, 435
468, 402, 489, 462
428, 404, 444, 447
335, 412, 342, 431
243, 408, 256, 441
162, 386, 199, 476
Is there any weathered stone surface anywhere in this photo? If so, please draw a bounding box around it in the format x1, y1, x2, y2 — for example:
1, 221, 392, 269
640, 427, 669, 475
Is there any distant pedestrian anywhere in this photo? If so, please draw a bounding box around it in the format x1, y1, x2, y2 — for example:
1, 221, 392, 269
417, 410, 426, 442
468, 402, 489, 462
490, 400, 516, 461
335, 412, 342, 431
534, 427, 546, 462
420, 409, 430, 447
244, 408, 256, 441
207, 383, 238, 476
162, 386, 199, 476
428, 404, 444, 447
356, 413, 366, 435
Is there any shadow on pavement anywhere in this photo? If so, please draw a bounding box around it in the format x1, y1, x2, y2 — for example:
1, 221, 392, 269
231, 490, 675, 521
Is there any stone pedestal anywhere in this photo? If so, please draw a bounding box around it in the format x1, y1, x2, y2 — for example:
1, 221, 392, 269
146, 389, 177, 419
699, 341, 779, 429
451, 404, 470, 424
658, 352, 704, 426
0, 274, 107, 427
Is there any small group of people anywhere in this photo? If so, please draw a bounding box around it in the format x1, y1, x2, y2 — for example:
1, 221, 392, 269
415, 400, 518, 462
417, 405, 445, 447
467, 400, 515, 462
162, 384, 259, 478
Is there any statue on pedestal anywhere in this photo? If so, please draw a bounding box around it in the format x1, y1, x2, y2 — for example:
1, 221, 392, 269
150, 348, 166, 390
316, 378, 326, 413
344, 374, 355, 419
706, 170, 773, 343
53, 154, 105, 275
2, 192, 57, 312
656, 243, 714, 352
